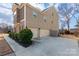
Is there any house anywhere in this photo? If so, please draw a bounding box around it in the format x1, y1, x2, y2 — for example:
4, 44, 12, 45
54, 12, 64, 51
12, 3, 59, 37
0, 23, 8, 33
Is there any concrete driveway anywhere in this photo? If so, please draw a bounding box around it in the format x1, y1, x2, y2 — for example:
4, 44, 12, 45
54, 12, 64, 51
5, 36, 79, 56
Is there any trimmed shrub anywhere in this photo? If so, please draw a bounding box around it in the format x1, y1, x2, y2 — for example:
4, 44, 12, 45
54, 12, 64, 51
9, 32, 18, 40
14, 33, 19, 40
9, 32, 15, 39
18, 28, 33, 44
9, 28, 33, 47
9, 32, 12, 37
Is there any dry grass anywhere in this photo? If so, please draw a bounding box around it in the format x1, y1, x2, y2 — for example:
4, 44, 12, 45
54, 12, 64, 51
61, 34, 79, 40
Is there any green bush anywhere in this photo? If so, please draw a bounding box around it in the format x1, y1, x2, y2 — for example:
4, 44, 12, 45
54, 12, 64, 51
9, 28, 33, 47
18, 28, 33, 44
9, 32, 18, 40
9, 32, 12, 37
9, 32, 15, 39
14, 33, 19, 40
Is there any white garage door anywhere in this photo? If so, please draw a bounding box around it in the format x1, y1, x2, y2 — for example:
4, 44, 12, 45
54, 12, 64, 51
30, 28, 49, 38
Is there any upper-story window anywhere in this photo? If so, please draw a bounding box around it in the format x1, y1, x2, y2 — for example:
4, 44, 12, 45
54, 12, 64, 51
32, 11, 37, 17
20, 6, 24, 20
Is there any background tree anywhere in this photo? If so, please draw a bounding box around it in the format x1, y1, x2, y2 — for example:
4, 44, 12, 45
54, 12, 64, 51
75, 17, 79, 28
60, 19, 66, 32
58, 3, 75, 32
74, 4, 79, 27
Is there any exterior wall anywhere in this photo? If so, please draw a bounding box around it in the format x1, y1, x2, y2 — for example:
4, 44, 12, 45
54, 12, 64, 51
12, 3, 25, 33
26, 4, 59, 36
26, 4, 59, 30
12, 3, 59, 36
26, 4, 41, 28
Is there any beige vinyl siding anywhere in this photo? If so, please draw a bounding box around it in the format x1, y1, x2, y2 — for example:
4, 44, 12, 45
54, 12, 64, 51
12, 3, 59, 36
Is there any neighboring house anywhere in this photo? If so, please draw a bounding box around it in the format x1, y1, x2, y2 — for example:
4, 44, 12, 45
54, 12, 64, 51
7, 25, 13, 32
0, 23, 8, 33
12, 3, 59, 37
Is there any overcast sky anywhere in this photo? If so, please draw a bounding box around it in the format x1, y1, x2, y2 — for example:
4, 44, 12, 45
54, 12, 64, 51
0, 3, 77, 29
0, 3, 13, 26
0, 3, 55, 26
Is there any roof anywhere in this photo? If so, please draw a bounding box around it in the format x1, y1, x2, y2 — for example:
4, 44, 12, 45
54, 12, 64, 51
12, 3, 56, 15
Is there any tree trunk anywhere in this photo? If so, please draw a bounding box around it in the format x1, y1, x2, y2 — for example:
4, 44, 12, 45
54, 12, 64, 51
67, 20, 70, 31
66, 16, 70, 31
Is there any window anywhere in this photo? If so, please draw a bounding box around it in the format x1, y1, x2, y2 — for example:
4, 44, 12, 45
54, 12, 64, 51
20, 6, 24, 20
32, 12, 37, 17
17, 8, 20, 22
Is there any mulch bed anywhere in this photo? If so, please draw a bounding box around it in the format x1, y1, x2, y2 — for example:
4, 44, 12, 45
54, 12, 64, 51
14, 39, 32, 48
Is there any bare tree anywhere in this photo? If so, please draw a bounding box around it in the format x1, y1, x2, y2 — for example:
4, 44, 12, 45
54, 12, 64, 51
58, 3, 75, 31
70, 4, 79, 29
74, 4, 79, 14
75, 17, 79, 28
